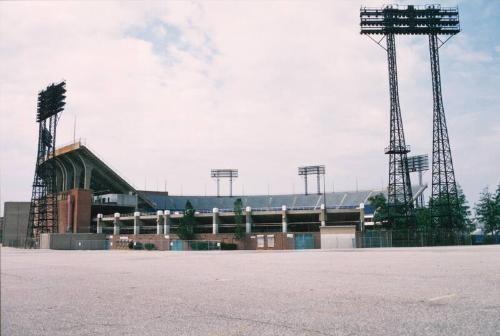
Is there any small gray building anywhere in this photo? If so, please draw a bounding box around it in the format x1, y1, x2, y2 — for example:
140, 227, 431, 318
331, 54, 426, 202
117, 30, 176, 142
2, 202, 30, 247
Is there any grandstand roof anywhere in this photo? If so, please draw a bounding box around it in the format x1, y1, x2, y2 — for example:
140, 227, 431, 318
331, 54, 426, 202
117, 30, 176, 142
137, 188, 426, 213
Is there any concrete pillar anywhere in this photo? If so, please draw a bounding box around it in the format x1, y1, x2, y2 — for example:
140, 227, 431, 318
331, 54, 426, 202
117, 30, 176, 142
113, 212, 120, 235
83, 166, 92, 190
245, 206, 252, 234
281, 205, 288, 233
359, 203, 365, 232
163, 210, 171, 235
134, 211, 141, 235
320, 203, 327, 227
213, 208, 220, 235
66, 155, 82, 189
96, 214, 103, 234
156, 210, 163, 235
77, 153, 93, 190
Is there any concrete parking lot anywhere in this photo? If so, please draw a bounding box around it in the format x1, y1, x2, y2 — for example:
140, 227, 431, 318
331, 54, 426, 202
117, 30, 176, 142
1, 245, 499, 336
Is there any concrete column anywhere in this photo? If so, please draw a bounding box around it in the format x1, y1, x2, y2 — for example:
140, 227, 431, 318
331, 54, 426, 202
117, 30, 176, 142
163, 210, 171, 234
281, 205, 288, 233
113, 212, 120, 235
359, 203, 365, 232
245, 206, 252, 234
77, 153, 93, 190
156, 210, 163, 235
66, 155, 82, 189
134, 211, 141, 235
96, 214, 103, 234
213, 208, 220, 235
320, 203, 327, 227
83, 167, 93, 190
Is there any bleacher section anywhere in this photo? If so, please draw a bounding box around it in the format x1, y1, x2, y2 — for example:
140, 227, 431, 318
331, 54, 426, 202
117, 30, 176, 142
137, 189, 405, 213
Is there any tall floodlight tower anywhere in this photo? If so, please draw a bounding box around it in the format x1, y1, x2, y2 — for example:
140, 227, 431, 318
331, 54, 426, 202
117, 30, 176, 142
298, 165, 325, 195
211, 169, 238, 197
360, 5, 414, 226
407, 154, 430, 208
427, 6, 461, 229
360, 4, 460, 228
26, 81, 67, 247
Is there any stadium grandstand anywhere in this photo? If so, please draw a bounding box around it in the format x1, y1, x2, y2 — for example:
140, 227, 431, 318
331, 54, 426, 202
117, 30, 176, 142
4, 140, 426, 249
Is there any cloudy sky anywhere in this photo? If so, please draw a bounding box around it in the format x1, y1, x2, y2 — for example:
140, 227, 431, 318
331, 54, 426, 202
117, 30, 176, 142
0, 0, 499, 215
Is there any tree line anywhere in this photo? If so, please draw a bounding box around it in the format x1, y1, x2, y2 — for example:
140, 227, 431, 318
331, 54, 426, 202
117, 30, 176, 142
367, 184, 500, 236
176, 198, 245, 241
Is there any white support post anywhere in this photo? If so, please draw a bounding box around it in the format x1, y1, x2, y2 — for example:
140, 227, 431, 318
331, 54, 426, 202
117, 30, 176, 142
320, 203, 326, 227
245, 206, 252, 234
97, 214, 103, 234
213, 208, 219, 235
281, 205, 288, 233
113, 212, 120, 235
156, 210, 163, 235
134, 211, 141, 235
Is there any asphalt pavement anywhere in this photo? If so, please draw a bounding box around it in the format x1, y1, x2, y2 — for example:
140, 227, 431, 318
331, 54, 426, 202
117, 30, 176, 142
1, 245, 499, 336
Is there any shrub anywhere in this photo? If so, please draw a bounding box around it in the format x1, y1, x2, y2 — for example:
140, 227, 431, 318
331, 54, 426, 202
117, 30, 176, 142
133, 241, 144, 250
128, 241, 134, 249
220, 242, 237, 250
188, 241, 209, 250
144, 243, 157, 250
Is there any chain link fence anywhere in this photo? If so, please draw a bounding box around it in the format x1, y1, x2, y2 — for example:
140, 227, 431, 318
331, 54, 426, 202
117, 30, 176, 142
357, 229, 474, 248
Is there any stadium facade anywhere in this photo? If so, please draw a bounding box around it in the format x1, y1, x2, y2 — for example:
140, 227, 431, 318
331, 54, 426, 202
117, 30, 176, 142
3, 141, 426, 249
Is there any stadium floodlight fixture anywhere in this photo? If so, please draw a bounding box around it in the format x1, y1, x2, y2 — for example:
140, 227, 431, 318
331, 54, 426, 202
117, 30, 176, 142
406, 154, 429, 173
298, 165, 325, 195
407, 154, 429, 208
360, 4, 460, 36
36, 81, 66, 122
211, 169, 238, 197
211, 169, 239, 179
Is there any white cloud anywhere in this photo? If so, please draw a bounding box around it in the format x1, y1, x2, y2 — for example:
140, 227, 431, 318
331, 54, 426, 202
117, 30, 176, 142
0, 1, 498, 212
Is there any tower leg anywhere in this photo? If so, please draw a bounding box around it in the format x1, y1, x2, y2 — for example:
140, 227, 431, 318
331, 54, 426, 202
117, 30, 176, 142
385, 33, 414, 228
304, 174, 308, 195
429, 34, 460, 230
229, 175, 233, 197
316, 174, 321, 195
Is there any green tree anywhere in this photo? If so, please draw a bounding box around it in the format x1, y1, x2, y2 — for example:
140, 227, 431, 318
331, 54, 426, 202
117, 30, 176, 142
456, 185, 472, 231
415, 206, 431, 231
177, 200, 196, 240
494, 184, 500, 231
233, 198, 245, 240
475, 188, 497, 235
367, 193, 389, 226
429, 185, 471, 231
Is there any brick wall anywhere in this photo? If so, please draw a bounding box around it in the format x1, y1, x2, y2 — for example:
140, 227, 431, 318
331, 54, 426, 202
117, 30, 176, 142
58, 189, 92, 233
108, 231, 321, 251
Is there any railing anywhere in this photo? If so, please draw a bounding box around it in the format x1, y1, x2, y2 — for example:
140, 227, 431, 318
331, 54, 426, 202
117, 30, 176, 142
357, 229, 474, 248
99, 205, 360, 219
384, 144, 411, 154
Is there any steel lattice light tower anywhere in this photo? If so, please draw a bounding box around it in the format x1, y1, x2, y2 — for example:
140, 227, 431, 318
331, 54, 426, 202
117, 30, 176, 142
407, 154, 430, 208
298, 165, 325, 195
360, 5, 415, 226
26, 81, 66, 247
360, 4, 461, 228
427, 7, 461, 229
211, 169, 238, 197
